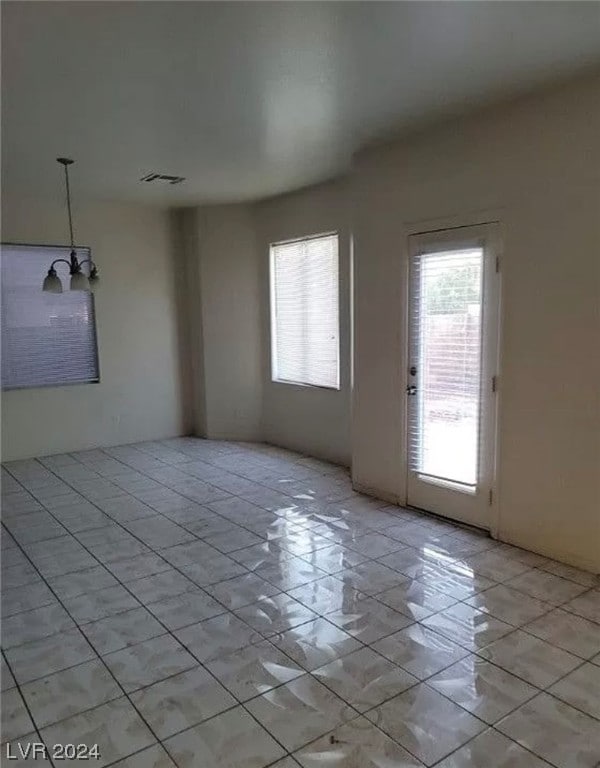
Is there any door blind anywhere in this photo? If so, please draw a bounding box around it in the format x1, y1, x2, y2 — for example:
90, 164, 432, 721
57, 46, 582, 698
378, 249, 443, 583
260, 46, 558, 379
408, 247, 484, 487
270, 233, 339, 389
1, 244, 99, 390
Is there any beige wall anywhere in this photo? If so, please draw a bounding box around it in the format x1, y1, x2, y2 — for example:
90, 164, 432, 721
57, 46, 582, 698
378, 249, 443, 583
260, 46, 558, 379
1, 198, 189, 460
255, 180, 352, 466
352, 74, 600, 570
181, 205, 263, 441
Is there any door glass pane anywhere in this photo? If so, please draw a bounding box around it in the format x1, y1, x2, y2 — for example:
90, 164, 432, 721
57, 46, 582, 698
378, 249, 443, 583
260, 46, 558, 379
411, 248, 483, 487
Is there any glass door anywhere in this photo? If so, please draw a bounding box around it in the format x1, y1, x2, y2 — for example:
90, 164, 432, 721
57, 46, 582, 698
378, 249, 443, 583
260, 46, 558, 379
406, 224, 500, 528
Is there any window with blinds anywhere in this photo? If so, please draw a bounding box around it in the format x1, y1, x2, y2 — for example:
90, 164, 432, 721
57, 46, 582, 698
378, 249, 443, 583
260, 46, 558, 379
270, 233, 339, 389
408, 247, 484, 488
1, 244, 99, 390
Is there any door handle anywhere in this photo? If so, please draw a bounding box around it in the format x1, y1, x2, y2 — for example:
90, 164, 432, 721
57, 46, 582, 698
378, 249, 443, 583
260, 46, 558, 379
406, 385, 417, 396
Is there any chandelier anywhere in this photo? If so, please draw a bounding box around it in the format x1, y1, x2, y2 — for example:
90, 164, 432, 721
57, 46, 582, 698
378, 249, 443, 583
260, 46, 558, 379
42, 158, 99, 292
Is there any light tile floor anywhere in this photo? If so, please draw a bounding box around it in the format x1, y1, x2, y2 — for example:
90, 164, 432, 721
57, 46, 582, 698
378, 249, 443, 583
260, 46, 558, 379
1, 437, 599, 768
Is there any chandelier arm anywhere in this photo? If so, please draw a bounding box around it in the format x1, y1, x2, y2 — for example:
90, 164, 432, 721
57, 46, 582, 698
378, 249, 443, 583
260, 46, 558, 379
49, 258, 72, 271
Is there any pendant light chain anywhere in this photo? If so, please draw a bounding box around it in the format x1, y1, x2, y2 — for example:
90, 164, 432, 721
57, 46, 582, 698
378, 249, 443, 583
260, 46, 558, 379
63, 161, 75, 250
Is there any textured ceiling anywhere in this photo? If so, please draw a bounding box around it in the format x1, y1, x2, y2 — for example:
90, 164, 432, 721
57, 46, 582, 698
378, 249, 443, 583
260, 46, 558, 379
2, 1, 599, 204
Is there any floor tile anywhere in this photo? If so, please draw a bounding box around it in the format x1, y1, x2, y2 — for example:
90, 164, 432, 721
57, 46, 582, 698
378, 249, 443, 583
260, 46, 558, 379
234, 593, 318, 637
366, 683, 485, 766
1, 603, 75, 649
4, 628, 95, 684
179, 556, 248, 586
4, 441, 596, 768
125, 570, 198, 605
464, 549, 533, 582
146, 590, 225, 630
507, 569, 588, 605
104, 634, 196, 692
21, 659, 121, 728
110, 744, 176, 767
294, 716, 424, 767
428, 654, 538, 724
205, 639, 304, 701
324, 597, 413, 644
163, 705, 285, 768
414, 561, 495, 601
465, 584, 552, 627
372, 624, 469, 680
313, 647, 418, 712
434, 728, 551, 768
421, 602, 514, 651
255, 556, 329, 591
563, 589, 600, 624
477, 629, 581, 688
346, 532, 406, 559
204, 572, 280, 610
40, 697, 155, 768
175, 613, 263, 662
288, 576, 366, 614
523, 608, 600, 659
245, 675, 352, 752
338, 562, 408, 596
80, 607, 166, 655
548, 663, 600, 719
375, 581, 458, 621
1, 655, 16, 691
105, 553, 172, 582
540, 561, 600, 588
297, 544, 368, 574
204, 527, 264, 553
271, 618, 362, 671
1, 688, 35, 743
130, 664, 235, 738
63, 585, 140, 624
497, 692, 600, 768
47, 566, 119, 600
2, 581, 57, 620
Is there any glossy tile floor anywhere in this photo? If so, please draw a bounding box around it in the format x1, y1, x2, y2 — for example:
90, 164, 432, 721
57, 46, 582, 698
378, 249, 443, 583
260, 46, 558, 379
1, 437, 599, 768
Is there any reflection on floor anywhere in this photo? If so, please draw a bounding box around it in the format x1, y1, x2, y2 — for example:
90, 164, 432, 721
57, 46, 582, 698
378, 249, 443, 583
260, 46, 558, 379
1, 438, 599, 767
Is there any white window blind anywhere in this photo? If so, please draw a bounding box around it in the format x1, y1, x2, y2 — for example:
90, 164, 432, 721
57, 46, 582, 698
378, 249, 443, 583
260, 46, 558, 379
1, 244, 99, 390
408, 247, 483, 487
270, 233, 339, 389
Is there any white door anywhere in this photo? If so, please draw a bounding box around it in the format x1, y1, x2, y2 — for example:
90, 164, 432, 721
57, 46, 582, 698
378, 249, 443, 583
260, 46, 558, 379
406, 223, 500, 529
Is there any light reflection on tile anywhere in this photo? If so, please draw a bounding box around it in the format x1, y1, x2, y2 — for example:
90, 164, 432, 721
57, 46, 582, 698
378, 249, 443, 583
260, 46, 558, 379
245, 675, 352, 752
421, 602, 514, 651
366, 684, 485, 766
271, 618, 361, 671
428, 654, 537, 723
294, 717, 424, 767
313, 647, 418, 712
205, 640, 304, 701
372, 624, 469, 680
435, 728, 550, 768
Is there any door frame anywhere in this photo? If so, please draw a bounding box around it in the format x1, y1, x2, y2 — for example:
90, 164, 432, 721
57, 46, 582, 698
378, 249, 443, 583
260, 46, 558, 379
402, 216, 503, 534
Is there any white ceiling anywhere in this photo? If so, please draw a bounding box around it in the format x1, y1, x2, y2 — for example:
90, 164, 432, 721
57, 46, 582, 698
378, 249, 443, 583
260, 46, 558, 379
2, 1, 599, 205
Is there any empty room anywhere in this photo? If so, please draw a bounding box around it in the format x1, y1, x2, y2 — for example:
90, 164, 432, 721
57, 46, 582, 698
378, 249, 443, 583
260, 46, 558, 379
1, 2, 599, 766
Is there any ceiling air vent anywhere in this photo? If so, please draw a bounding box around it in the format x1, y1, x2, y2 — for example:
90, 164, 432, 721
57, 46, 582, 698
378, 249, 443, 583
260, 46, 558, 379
140, 172, 185, 185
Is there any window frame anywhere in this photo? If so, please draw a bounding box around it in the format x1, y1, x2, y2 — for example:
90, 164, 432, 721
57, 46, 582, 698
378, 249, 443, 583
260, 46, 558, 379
269, 231, 340, 391
1, 241, 101, 391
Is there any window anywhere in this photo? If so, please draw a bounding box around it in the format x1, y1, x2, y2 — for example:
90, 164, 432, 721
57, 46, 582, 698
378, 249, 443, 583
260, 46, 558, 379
1, 244, 99, 390
270, 233, 339, 389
